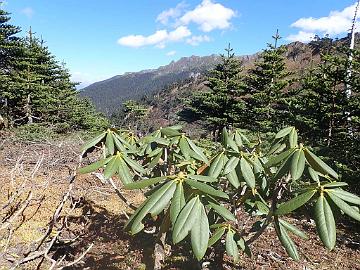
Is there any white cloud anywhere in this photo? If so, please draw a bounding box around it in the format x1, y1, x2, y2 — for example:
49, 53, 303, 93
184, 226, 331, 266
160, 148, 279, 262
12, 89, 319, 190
118, 1, 234, 48
287, 2, 359, 42
166, 50, 176, 56
118, 26, 191, 48
186, 35, 210, 46
168, 25, 191, 41
20, 7, 34, 18
179, 0, 236, 32
286, 31, 316, 43
156, 2, 187, 25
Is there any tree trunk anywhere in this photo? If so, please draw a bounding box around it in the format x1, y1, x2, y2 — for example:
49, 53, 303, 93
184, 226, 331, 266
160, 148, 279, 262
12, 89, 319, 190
25, 94, 33, 124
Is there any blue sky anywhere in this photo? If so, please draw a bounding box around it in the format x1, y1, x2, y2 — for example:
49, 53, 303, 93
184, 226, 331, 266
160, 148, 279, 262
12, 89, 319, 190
2, 0, 359, 88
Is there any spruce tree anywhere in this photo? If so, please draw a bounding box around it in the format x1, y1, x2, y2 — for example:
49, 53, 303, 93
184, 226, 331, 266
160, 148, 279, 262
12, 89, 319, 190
242, 31, 292, 133
184, 44, 245, 139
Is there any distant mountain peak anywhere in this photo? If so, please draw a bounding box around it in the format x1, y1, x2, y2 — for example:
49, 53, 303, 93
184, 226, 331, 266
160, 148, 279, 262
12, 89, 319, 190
80, 53, 227, 114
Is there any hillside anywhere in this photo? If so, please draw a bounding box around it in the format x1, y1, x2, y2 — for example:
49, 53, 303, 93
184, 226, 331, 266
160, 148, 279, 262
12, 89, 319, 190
136, 41, 318, 131
80, 53, 258, 115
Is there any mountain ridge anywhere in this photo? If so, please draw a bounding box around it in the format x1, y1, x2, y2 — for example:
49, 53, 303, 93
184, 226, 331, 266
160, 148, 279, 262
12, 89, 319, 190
80, 52, 259, 115
79, 34, 359, 115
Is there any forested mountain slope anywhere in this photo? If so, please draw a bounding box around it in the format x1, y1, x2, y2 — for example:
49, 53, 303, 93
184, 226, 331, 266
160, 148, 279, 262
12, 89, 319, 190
80, 53, 262, 114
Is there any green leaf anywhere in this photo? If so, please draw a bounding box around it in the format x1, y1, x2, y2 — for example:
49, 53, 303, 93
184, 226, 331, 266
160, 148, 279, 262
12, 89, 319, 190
191, 202, 210, 260
314, 195, 336, 250
322, 182, 348, 188
208, 153, 225, 178
105, 132, 115, 155
253, 156, 264, 173
289, 128, 298, 148
268, 142, 286, 155
188, 174, 217, 183
226, 169, 240, 189
78, 156, 112, 174
291, 150, 305, 181
208, 227, 225, 247
208, 202, 236, 221
185, 179, 229, 199
147, 150, 163, 169
237, 238, 252, 258
104, 156, 119, 179
148, 147, 162, 158
186, 138, 209, 164
124, 200, 147, 230
113, 136, 127, 152
173, 196, 201, 243
227, 135, 239, 152
170, 183, 186, 225
275, 220, 300, 261
170, 136, 180, 145
160, 127, 182, 137
117, 157, 133, 184
240, 157, 255, 188
149, 182, 177, 216
273, 153, 293, 180
210, 223, 224, 229
125, 176, 167, 190
80, 131, 106, 153
255, 201, 269, 215
224, 157, 240, 175
304, 148, 338, 179
167, 125, 183, 130
265, 148, 296, 168
221, 127, 229, 146
276, 190, 316, 215
330, 189, 360, 205
131, 181, 176, 233
234, 132, 243, 147
123, 155, 146, 174
279, 219, 308, 240
327, 192, 360, 222
113, 132, 132, 148
152, 137, 170, 145
275, 126, 294, 139
179, 137, 191, 159
308, 167, 320, 183
225, 230, 239, 262
239, 132, 250, 145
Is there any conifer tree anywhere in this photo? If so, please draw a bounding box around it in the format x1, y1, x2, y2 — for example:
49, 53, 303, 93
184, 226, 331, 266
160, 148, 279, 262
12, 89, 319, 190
184, 44, 245, 139
0, 5, 21, 126
0, 4, 109, 132
7, 29, 58, 124
242, 31, 292, 133
291, 40, 360, 192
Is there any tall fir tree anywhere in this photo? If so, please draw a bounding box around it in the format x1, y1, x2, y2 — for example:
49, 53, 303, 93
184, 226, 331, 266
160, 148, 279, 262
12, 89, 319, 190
242, 31, 292, 133
7, 28, 58, 124
0, 5, 22, 126
184, 44, 245, 139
